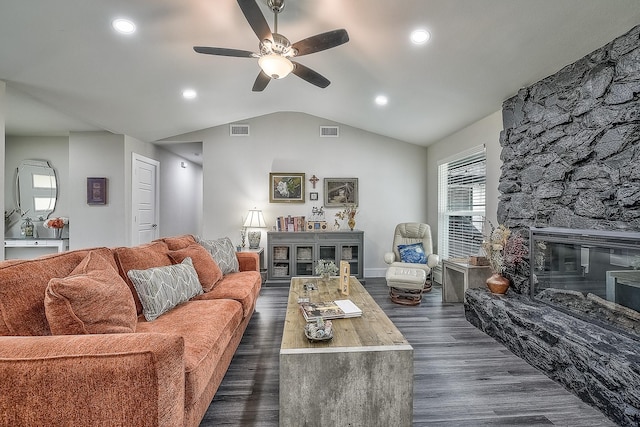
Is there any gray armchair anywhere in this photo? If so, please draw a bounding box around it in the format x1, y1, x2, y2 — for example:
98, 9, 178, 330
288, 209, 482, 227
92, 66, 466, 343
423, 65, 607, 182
384, 223, 439, 295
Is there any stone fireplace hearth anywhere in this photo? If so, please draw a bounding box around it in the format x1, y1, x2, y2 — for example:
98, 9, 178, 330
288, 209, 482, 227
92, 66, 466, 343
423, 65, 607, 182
465, 24, 640, 426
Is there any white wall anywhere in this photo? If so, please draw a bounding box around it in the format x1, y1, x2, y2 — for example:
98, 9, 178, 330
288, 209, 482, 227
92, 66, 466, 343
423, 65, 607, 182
156, 149, 203, 237
426, 110, 503, 252
169, 111, 429, 277
4, 136, 70, 238
69, 132, 127, 249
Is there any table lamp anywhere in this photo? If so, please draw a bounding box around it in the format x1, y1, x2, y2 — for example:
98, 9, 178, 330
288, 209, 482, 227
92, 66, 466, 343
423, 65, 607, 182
243, 208, 266, 249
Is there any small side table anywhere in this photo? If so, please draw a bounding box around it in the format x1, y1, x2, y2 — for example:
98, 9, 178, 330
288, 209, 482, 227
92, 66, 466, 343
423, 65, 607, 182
441, 259, 492, 302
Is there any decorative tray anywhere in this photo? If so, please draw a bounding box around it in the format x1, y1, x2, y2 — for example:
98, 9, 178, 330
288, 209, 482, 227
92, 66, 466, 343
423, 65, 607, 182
304, 320, 333, 342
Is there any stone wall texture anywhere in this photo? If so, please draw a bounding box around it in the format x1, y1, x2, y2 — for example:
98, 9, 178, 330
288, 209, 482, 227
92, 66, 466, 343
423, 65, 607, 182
466, 24, 640, 426
498, 25, 640, 295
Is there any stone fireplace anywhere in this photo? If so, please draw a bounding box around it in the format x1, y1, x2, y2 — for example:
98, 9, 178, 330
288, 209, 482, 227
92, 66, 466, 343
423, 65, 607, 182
465, 24, 640, 426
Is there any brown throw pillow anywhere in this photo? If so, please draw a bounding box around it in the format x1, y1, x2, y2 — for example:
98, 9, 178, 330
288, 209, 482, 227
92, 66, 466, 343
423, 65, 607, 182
113, 241, 172, 314
159, 235, 197, 250
45, 251, 138, 335
168, 244, 223, 292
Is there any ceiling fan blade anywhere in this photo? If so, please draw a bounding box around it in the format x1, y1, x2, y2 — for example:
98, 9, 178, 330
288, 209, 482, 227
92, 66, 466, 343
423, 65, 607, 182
237, 0, 273, 42
252, 71, 271, 92
291, 61, 330, 88
193, 46, 256, 58
292, 29, 349, 57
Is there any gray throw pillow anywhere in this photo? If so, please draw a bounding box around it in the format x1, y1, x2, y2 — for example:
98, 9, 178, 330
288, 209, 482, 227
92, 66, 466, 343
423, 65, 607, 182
127, 257, 203, 321
195, 236, 239, 274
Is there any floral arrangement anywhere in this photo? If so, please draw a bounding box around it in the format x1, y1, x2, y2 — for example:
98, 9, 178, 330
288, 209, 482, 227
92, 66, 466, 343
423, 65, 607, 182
482, 222, 527, 274
44, 217, 68, 229
335, 204, 358, 221
315, 259, 338, 277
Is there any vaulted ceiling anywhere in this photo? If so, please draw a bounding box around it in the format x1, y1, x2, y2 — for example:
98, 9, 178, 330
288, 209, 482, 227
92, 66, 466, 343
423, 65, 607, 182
2, 1, 639, 149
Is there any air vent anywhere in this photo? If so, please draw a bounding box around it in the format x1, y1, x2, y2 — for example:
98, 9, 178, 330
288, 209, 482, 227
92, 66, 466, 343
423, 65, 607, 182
230, 124, 250, 136
320, 126, 339, 137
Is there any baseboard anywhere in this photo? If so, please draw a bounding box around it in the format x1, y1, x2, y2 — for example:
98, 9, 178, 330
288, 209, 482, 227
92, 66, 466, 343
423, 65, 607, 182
365, 268, 386, 278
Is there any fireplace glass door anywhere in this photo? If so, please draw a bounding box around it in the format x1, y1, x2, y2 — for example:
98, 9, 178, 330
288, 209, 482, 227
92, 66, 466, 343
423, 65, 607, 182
530, 227, 640, 314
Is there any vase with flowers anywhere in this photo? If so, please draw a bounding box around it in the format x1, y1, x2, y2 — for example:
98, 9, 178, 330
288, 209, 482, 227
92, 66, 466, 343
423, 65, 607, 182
481, 222, 527, 294
335, 204, 358, 230
44, 217, 68, 239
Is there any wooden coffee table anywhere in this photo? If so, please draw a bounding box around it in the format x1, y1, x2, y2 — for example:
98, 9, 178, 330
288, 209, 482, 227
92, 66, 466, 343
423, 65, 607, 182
279, 276, 413, 427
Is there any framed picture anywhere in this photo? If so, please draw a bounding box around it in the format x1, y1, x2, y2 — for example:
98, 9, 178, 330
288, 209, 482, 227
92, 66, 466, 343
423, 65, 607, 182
324, 178, 358, 207
269, 173, 305, 203
87, 177, 108, 205
310, 192, 318, 201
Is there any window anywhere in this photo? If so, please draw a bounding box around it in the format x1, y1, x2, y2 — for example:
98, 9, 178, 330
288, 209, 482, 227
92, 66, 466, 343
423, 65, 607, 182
438, 146, 486, 260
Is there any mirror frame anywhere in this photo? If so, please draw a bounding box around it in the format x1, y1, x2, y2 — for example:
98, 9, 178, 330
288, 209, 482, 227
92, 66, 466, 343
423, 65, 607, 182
15, 159, 58, 220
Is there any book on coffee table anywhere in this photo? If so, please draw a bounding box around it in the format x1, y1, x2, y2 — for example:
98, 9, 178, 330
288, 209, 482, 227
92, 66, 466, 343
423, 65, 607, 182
300, 299, 362, 322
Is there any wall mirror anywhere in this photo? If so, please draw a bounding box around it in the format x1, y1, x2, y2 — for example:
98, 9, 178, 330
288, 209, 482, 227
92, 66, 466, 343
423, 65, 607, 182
15, 159, 58, 220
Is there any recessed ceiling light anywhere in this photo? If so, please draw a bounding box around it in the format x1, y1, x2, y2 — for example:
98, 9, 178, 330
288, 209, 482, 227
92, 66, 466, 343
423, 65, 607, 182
410, 29, 431, 45
112, 18, 136, 35
182, 89, 197, 99
375, 95, 388, 106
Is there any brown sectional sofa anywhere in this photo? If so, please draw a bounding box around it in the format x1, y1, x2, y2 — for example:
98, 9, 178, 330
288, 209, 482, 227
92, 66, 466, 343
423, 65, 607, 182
0, 235, 261, 426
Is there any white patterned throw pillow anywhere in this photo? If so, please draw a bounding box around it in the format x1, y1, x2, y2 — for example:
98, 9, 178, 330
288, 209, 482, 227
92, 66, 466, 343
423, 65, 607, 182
127, 257, 203, 321
195, 236, 239, 274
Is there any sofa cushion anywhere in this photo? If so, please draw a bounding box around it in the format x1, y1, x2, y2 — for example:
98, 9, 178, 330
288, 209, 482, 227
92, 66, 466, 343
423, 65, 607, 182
135, 299, 243, 408
193, 270, 261, 317
128, 258, 204, 321
114, 241, 172, 314
195, 236, 239, 274
158, 234, 197, 250
168, 244, 223, 292
45, 251, 137, 335
0, 247, 115, 336
398, 242, 427, 264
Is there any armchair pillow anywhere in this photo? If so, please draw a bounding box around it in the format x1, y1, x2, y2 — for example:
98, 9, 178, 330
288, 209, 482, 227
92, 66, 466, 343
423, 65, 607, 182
196, 236, 239, 274
397, 243, 427, 264
44, 251, 137, 335
128, 257, 203, 321
168, 244, 223, 292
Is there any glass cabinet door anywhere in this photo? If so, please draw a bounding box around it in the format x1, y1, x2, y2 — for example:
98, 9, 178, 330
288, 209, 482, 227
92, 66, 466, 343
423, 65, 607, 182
272, 245, 291, 279
295, 245, 314, 276
340, 244, 360, 277
318, 245, 337, 264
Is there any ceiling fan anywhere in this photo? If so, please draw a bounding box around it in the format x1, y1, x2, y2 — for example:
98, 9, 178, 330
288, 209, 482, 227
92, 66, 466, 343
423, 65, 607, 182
194, 0, 349, 91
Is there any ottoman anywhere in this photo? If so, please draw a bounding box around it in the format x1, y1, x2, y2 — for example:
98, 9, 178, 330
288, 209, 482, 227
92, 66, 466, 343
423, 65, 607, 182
386, 266, 427, 305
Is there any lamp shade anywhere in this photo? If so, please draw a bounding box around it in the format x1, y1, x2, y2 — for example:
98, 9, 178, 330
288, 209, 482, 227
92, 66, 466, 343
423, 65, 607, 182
243, 208, 267, 229
258, 54, 294, 79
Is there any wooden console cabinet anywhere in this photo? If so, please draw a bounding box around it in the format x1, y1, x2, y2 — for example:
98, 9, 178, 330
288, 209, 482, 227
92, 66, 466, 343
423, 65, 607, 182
267, 230, 364, 285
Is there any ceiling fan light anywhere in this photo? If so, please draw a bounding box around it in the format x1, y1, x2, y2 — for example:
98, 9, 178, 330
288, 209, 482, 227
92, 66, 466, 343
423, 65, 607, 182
258, 54, 294, 79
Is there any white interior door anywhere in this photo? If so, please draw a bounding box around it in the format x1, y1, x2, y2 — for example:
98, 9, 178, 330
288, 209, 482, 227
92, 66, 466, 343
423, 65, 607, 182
132, 153, 159, 245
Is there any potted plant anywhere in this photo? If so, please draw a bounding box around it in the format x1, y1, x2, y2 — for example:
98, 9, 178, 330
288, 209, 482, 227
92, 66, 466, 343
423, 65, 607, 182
315, 259, 338, 279
481, 222, 527, 294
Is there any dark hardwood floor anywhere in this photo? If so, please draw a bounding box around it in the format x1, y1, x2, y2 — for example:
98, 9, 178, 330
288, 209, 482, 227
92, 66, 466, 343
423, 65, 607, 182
199, 279, 615, 426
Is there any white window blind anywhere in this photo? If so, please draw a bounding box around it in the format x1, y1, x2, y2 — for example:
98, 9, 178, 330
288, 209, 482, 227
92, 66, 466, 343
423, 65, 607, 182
438, 146, 486, 260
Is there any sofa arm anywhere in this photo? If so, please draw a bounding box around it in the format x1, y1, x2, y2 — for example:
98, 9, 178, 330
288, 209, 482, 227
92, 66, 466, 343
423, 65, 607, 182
384, 251, 396, 265
237, 251, 259, 272
0, 333, 185, 427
